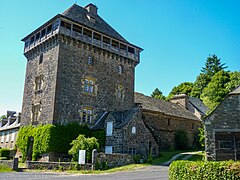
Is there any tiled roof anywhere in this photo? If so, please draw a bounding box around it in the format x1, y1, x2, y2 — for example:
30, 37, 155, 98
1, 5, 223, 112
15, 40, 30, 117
134, 92, 200, 121
61, 4, 129, 43
189, 96, 209, 115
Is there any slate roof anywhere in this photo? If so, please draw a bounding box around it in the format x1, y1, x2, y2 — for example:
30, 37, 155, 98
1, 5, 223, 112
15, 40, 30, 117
134, 92, 200, 121
189, 96, 209, 115
61, 4, 129, 44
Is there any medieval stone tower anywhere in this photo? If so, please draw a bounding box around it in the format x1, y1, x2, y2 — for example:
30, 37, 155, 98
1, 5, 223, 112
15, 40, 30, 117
21, 4, 142, 126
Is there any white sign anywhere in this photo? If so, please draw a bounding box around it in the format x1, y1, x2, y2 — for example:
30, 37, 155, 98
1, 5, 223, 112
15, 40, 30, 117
78, 150, 86, 165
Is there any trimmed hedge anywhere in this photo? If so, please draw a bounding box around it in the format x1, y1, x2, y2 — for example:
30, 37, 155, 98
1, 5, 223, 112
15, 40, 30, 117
0, 148, 10, 159
16, 123, 105, 161
169, 160, 240, 180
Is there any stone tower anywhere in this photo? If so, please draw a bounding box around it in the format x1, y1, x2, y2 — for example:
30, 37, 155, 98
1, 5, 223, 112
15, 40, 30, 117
21, 4, 142, 126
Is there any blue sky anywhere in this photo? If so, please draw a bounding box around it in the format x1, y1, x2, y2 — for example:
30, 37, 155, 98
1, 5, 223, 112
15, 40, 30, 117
0, 0, 239, 115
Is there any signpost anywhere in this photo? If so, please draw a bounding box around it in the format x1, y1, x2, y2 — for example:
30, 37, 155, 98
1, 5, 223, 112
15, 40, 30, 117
78, 150, 86, 165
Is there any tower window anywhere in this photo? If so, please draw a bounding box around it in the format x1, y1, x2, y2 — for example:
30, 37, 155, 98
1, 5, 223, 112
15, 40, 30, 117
82, 107, 93, 123
128, 47, 135, 54
132, 126, 136, 134
116, 84, 123, 99
39, 53, 43, 64
30, 36, 35, 45
47, 24, 52, 35
41, 29, 46, 38
88, 56, 93, 65
35, 75, 43, 91
103, 36, 110, 44
118, 65, 123, 74
168, 119, 171, 126
61, 21, 71, 30
73, 24, 82, 33
93, 32, 101, 41
83, 78, 95, 94
32, 104, 41, 122
36, 33, 40, 41
83, 28, 92, 38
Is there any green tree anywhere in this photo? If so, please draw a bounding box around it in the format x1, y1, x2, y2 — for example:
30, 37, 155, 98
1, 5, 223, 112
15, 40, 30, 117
226, 71, 240, 92
168, 82, 193, 100
201, 70, 230, 110
151, 88, 166, 100
68, 135, 99, 161
201, 54, 227, 76
190, 73, 211, 98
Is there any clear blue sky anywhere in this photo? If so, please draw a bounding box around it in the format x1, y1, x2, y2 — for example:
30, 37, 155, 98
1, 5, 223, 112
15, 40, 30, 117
0, 0, 239, 115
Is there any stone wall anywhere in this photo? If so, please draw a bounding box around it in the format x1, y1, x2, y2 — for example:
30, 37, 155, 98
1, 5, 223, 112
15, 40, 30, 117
0, 158, 18, 170
205, 94, 240, 161
97, 153, 134, 168
142, 110, 201, 150
53, 36, 135, 124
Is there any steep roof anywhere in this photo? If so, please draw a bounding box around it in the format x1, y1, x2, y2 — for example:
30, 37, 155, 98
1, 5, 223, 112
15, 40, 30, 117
61, 4, 128, 43
229, 85, 240, 95
189, 96, 209, 115
134, 92, 200, 121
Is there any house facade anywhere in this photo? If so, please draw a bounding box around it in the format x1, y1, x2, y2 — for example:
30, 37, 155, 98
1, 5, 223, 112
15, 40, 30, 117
205, 86, 240, 161
0, 111, 20, 150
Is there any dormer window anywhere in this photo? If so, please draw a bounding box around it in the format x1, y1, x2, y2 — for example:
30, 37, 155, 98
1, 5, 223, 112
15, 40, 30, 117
86, 14, 96, 23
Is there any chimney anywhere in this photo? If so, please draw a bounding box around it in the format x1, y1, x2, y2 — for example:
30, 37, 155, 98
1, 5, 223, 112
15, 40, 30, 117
170, 94, 188, 109
85, 3, 98, 15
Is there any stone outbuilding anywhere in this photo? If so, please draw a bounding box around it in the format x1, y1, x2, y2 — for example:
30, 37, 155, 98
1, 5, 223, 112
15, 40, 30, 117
205, 86, 240, 161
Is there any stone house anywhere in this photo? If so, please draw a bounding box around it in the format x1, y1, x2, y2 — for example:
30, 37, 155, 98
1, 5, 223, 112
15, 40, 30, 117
0, 111, 20, 150
205, 86, 240, 161
135, 93, 203, 150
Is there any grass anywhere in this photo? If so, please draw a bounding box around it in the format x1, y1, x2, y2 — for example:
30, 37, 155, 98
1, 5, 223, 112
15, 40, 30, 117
0, 165, 12, 173
187, 151, 205, 161
151, 150, 195, 165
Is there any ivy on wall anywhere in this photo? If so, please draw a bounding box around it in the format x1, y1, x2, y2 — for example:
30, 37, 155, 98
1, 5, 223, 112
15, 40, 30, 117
16, 123, 105, 161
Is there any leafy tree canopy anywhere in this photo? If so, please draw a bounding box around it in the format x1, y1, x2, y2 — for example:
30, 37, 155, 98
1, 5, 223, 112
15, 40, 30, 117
151, 88, 166, 100
225, 71, 240, 92
201, 70, 230, 110
190, 73, 211, 98
168, 82, 193, 100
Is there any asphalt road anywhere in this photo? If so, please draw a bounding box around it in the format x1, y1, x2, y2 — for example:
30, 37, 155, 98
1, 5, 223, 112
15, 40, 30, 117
0, 165, 169, 180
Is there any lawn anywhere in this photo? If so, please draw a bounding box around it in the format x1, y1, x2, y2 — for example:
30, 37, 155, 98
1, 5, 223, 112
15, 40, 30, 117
151, 150, 195, 165
0, 165, 12, 173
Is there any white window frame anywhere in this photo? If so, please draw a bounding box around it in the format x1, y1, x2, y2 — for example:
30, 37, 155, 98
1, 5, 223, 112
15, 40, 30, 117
1, 132, 4, 143
105, 146, 113, 154
132, 126, 136, 134
6, 132, 10, 142
106, 122, 113, 136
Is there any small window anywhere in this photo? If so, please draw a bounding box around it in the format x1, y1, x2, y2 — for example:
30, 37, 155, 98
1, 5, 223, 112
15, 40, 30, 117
82, 108, 93, 123
39, 53, 43, 64
219, 141, 232, 150
41, 29, 46, 38
36, 33, 40, 41
129, 147, 136, 155
30, 36, 35, 45
61, 21, 71, 30
168, 119, 171, 126
83, 78, 95, 94
32, 104, 41, 122
118, 65, 123, 74
88, 56, 93, 65
35, 76, 43, 91
128, 47, 135, 54
6, 132, 10, 143
73, 24, 82, 33
192, 123, 194, 129
105, 146, 113, 154
1, 132, 4, 143
106, 122, 113, 136
120, 44, 127, 51
93, 32, 101, 41
83, 28, 92, 38
131, 127, 136, 134
117, 84, 123, 99
47, 24, 52, 34
103, 36, 110, 44
112, 40, 119, 48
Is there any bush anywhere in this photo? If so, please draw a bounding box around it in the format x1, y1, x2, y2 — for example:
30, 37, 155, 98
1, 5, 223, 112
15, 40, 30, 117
16, 123, 105, 162
174, 129, 188, 150
0, 148, 10, 159
68, 134, 99, 161
169, 160, 240, 180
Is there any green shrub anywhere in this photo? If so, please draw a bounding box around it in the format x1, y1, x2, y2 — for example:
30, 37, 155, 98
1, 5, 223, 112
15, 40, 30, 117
16, 123, 105, 162
0, 148, 10, 159
68, 134, 99, 161
174, 129, 188, 150
169, 160, 240, 180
